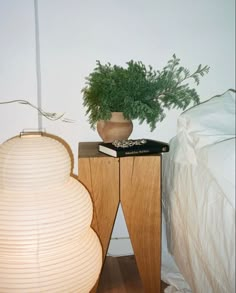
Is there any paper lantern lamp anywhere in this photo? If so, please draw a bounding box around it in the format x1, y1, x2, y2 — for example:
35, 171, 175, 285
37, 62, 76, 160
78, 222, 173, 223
0, 133, 102, 292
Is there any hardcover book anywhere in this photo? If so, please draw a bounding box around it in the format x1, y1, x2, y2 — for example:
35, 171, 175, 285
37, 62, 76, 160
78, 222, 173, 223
98, 139, 169, 157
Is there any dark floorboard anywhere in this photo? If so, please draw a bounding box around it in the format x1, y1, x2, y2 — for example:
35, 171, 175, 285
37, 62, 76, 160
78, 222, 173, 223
97, 255, 168, 293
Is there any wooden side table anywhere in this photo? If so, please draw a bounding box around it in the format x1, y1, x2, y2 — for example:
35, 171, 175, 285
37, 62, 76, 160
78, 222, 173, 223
78, 142, 161, 293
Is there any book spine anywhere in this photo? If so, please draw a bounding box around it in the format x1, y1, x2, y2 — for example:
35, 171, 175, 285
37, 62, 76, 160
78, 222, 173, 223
117, 147, 168, 157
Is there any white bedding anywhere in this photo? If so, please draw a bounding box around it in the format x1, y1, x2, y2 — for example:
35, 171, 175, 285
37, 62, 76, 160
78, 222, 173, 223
161, 90, 235, 293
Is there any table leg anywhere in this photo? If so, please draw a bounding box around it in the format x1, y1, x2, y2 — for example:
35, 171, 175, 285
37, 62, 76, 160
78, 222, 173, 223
78, 157, 120, 293
120, 156, 161, 293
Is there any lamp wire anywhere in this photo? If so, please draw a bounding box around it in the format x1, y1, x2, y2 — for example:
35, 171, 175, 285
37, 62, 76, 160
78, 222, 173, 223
34, 0, 42, 130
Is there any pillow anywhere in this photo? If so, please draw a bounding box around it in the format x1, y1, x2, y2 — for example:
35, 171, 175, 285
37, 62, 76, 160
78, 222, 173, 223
177, 89, 235, 149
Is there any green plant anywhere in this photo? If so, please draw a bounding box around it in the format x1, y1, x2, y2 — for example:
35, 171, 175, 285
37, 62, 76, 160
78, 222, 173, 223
82, 54, 210, 131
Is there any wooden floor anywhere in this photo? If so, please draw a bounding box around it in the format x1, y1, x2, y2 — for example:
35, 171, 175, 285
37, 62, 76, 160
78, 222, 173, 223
97, 255, 168, 293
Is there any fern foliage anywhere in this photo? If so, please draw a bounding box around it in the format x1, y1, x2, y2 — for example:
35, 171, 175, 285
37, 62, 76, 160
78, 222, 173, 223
82, 55, 209, 131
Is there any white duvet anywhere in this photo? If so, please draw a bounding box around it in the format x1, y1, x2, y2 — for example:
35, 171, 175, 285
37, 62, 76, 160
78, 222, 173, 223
161, 90, 235, 293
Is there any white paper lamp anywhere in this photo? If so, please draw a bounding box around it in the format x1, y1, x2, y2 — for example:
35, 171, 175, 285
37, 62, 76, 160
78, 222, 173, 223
0, 133, 102, 292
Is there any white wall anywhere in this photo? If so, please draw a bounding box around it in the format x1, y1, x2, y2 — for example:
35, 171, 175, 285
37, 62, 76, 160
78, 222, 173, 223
0, 0, 235, 255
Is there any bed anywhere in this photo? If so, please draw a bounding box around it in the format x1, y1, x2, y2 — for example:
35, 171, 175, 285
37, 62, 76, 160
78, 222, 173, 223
161, 89, 235, 293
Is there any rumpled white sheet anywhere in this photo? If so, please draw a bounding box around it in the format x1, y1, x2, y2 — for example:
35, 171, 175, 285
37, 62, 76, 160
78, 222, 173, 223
161, 90, 235, 293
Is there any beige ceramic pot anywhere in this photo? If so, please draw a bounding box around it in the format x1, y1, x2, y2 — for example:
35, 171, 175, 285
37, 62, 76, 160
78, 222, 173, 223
97, 112, 133, 143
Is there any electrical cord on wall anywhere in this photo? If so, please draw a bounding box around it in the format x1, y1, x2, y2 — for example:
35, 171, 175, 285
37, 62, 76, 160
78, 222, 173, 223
34, 0, 42, 130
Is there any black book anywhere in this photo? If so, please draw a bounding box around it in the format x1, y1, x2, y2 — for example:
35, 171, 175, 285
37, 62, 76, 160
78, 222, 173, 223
98, 139, 169, 157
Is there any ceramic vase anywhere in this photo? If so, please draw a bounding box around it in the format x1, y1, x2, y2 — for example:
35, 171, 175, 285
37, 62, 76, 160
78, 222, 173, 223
97, 112, 133, 143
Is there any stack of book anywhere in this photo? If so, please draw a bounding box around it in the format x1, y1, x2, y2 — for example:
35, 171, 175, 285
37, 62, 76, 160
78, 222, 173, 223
98, 139, 169, 157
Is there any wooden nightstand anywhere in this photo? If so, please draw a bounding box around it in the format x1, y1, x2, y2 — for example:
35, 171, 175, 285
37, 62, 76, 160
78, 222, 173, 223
78, 142, 161, 293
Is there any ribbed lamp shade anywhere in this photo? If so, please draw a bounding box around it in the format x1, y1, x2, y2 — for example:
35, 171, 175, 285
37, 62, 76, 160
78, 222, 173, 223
0, 134, 102, 292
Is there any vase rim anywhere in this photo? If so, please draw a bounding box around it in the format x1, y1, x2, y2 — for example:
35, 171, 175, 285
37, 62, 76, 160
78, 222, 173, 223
110, 112, 125, 117
110, 112, 131, 121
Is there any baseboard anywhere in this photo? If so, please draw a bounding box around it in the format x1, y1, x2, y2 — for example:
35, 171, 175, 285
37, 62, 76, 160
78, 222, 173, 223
107, 237, 134, 256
